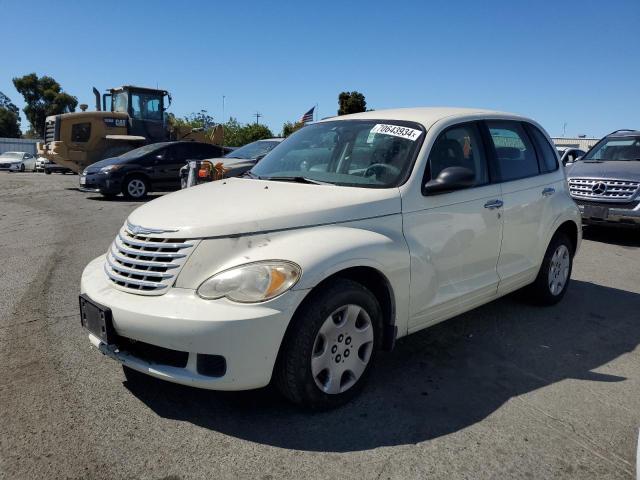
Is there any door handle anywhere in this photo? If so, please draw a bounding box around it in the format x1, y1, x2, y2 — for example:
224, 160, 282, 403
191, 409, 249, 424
542, 187, 555, 197
484, 199, 503, 210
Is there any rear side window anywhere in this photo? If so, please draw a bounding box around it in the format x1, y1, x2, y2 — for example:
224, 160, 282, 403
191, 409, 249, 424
486, 121, 539, 182
71, 123, 91, 142
427, 123, 488, 187
525, 123, 558, 172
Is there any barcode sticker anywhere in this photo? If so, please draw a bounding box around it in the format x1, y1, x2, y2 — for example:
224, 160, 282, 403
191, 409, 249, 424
371, 124, 422, 141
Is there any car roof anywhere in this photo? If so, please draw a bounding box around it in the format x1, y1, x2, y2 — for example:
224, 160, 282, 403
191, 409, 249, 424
319, 107, 528, 129
607, 129, 640, 138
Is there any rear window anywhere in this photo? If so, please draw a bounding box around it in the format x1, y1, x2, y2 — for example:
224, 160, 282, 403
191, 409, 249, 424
525, 124, 558, 172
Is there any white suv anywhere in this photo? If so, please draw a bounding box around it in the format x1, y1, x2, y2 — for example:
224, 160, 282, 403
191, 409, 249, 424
80, 107, 581, 408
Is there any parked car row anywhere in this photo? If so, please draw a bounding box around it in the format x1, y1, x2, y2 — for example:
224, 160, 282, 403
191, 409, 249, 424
79, 107, 584, 409
0, 151, 75, 174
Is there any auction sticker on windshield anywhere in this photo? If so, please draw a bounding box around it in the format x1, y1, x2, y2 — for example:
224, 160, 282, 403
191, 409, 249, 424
371, 124, 422, 141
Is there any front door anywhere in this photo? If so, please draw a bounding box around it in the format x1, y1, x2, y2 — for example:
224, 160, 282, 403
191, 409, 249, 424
402, 122, 504, 332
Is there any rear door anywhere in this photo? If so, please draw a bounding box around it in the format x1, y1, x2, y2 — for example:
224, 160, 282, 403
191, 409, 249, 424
160, 144, 192, 189
483, 120, 557, 294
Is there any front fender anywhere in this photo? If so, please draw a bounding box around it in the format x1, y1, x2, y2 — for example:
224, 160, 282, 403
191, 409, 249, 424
176, 216, 412, 336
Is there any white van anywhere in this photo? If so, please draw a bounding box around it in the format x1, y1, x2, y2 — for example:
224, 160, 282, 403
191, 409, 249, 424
80, 107, 581, 408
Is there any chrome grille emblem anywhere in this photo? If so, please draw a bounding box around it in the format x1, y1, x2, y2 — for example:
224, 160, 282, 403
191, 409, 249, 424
591, 182, 607, 195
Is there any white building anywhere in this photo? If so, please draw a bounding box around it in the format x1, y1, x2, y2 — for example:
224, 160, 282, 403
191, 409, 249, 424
551, 136, 599, 151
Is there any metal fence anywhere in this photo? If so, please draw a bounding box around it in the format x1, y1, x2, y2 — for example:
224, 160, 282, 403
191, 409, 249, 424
0, 137, 42, 155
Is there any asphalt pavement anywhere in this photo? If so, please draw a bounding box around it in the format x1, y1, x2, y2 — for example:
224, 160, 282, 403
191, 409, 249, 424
1, 172, 640, 479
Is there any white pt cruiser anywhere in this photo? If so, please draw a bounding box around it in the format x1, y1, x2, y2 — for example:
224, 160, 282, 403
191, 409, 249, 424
80, 107, 581, 408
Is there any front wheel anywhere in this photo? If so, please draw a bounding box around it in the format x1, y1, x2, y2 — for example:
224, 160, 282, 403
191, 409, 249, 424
275, 278, 382, 409
122, 176, 148, 200
524, 232, 573, 305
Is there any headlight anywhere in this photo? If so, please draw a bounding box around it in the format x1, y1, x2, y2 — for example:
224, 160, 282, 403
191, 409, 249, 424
197, 261, 301, 303
100, 164, 122, 173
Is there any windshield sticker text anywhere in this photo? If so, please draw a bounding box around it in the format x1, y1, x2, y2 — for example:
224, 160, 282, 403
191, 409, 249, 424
371, 124, 422, 141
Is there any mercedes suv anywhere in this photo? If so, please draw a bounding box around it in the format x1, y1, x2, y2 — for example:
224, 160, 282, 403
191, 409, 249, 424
566, 130, 640, 227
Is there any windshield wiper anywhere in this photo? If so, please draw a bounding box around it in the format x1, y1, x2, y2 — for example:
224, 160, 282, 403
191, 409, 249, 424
263, 176, 329, 185
241, 170, 261, 179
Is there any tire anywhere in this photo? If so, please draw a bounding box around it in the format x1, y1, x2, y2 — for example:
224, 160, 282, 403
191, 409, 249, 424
275, 278, 383, 409
122, 176, 148, 200
523, 232, 573, 305
20, 163, 25, 172
45, 170, 51, 175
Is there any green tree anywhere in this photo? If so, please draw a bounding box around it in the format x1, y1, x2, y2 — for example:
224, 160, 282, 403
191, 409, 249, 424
0, 91, 21, 138
338, 91, 367, 116
281, 121, 305, 137
12, 73, 78, 137
223, 118, 273, 146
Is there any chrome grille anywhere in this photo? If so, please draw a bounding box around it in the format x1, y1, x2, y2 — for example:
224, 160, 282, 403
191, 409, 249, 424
104, 224, 198, 295
568, 178, 640, 202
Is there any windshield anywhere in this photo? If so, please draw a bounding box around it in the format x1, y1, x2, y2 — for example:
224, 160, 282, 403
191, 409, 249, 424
583, 136, 640, 161
224, 140, 281, 160
117, 143, 164, 159
250, 120, 424, 187
0, 152, 22, 160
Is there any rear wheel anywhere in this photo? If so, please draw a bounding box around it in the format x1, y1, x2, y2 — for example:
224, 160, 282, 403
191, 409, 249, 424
524, 232, 573, 305
275, 278, 382, 409
20, 163, 25, 172
44, 169, 51, 175
122, 176, 148, 200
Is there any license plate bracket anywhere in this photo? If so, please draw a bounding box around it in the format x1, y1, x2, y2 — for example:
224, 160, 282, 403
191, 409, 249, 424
79, 294, 116, 344
584, 205, 609, 219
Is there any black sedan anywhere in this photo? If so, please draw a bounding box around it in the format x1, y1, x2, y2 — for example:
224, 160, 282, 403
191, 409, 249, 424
79, 141, 227, 199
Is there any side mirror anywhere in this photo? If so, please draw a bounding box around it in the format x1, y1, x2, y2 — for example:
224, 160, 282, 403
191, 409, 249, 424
423, 166, 475, 195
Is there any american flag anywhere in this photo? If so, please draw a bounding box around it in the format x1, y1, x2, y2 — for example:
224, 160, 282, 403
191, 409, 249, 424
299, 106, 315, 124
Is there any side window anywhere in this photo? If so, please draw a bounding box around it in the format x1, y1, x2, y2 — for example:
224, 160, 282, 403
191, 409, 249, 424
131, 93, 162, 121
170, 144, 194, 161
486, 121, 539, 182
427, 123, 488, 186
71, 123, 92, 142
525, 123, 558, 172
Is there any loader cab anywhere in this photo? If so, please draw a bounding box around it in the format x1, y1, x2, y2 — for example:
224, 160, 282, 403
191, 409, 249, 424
102, 86, 170, 143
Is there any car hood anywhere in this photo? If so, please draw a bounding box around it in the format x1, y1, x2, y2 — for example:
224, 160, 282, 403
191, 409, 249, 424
0, 159, 22, 164
127, 177, 401, 238
566, 161, 640, 181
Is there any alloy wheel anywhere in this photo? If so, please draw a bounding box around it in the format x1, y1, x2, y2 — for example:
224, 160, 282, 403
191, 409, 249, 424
127, 179, 146, 198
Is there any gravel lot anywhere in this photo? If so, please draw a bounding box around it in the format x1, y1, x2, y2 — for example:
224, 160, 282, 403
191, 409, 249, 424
1, 172, 640, 480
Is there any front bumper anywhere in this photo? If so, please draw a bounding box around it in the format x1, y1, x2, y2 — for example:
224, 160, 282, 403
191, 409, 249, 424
574, 199, 640, 227
79, 172, 121, 194
80, 256, 308, 390
0, 163, 22, 171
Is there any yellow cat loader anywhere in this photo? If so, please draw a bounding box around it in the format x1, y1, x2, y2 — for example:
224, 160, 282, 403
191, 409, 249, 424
37, 85, 216, 173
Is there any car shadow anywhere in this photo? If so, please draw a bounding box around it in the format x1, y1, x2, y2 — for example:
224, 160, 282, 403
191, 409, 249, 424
123, 280, 640, 452
582, 224, 640, 247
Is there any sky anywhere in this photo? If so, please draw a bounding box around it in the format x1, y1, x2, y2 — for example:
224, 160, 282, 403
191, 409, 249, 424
2, 0, 639, 138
